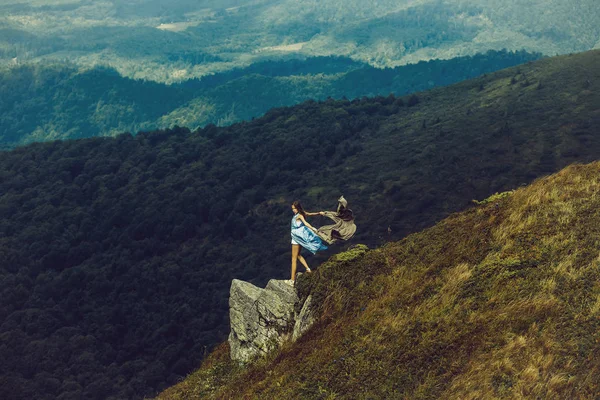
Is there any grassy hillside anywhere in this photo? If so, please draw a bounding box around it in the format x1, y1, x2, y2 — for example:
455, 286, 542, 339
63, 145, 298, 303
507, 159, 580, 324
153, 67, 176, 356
160, 160, 600, 399
0, 50, 598, 399
0, 50, 539, 149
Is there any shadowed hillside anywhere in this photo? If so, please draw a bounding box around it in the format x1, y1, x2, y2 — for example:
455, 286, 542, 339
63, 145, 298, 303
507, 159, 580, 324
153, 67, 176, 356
160, 160, 600, 399
0, 50, 599, 399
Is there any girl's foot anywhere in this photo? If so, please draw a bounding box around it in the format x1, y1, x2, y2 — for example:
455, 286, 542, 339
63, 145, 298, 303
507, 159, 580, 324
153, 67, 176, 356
306, 267, 312, 273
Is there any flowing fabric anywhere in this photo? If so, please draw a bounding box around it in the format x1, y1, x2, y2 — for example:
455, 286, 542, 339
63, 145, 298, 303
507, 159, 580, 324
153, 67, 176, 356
316, 211, 357, 245
316, 196, 357, 245
291, 215, 328, 254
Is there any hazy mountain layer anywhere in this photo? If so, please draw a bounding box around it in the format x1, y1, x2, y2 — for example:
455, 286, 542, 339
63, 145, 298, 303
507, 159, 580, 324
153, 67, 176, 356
1, 0, 598, 81
1, 49, 599, 399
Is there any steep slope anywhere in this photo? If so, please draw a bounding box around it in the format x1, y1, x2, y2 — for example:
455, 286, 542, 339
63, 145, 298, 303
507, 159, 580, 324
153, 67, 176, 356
160, 161, 600, 399
0, 50, 599, 399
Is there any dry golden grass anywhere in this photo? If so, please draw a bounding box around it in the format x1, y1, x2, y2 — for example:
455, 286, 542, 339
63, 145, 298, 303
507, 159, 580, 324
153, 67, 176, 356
158, 161, 600, 399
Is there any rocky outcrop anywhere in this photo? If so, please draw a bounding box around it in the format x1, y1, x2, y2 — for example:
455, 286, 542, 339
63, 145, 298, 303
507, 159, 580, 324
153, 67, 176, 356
228, 278, 316, 362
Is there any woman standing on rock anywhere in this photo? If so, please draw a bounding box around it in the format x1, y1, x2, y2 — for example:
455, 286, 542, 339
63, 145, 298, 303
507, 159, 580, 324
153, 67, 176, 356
290, 201, 327, 284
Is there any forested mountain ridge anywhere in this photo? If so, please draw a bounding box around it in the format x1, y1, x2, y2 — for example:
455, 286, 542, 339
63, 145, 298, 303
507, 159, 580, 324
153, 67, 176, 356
0, 50, 540, 149
159, 160, 600, 399
1, 0, 598, 81
1, 49, 599, 399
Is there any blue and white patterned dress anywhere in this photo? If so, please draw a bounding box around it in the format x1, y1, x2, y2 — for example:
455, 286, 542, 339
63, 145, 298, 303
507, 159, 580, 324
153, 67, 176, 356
291, 215, 328, 254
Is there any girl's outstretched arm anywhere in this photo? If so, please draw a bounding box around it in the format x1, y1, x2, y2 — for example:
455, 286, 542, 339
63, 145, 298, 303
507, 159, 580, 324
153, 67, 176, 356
305, 211, 324, 216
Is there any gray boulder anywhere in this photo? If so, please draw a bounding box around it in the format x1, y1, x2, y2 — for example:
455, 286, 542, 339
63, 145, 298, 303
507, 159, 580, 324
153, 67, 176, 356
229, 278, 306, 362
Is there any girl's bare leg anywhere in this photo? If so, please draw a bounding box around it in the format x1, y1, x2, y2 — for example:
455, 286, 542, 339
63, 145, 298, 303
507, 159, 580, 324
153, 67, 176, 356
291, 245, 300, 281
297, 255, 311, 273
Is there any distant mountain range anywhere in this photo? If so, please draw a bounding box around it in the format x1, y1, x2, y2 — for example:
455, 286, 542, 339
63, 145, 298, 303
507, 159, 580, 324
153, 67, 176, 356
0, 50, 540, 149
1, 0, 598, 81
1, 49, 599, 399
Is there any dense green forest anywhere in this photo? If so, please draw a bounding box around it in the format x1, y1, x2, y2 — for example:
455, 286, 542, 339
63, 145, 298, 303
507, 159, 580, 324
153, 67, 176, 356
1, 50, 599, 399
0, 50, 540, 149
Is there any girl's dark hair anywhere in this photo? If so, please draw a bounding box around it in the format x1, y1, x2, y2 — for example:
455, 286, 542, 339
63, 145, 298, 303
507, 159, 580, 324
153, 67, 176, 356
292, 201, 306, 217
